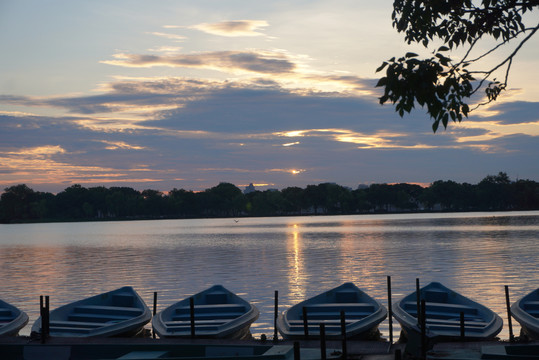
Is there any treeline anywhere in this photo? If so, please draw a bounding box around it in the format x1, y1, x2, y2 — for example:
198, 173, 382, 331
1, 172, 538, 223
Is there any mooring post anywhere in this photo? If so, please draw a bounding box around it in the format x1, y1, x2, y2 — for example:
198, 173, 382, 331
153, 292, 157, 339
387, 275, 394, 344
340, 310, 347, 360
460, 311, 465, 341
416, 278, 421, 326
421, 299, 427, 360
395, 349, 402, 360
293, 341, 301, 360
505, 285, 514, 342
45, 296, 50, 338
39, 296, 45, 344
274, 290, 278, 342
320, 323, 327, 360
190, 297, 196, 338
302, 306, 309, 338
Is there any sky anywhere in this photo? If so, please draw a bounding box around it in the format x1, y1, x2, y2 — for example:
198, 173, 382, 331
1, 0, 538, 194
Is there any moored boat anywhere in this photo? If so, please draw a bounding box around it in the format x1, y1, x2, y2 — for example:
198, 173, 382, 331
31, 286, 151, 337
0, 299, 28, 337
510, 288, 539, 340
152, 285, 259, 339
393, 282, 503, 343
276, 282, 387, 340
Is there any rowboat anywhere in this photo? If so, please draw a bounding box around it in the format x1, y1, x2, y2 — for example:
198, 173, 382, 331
276, 282, 387, 340
510, 288, 539, 340
392, 282, 503, 343
152, 285, 259, 339
0, 299, 28, 337
31, 286, 151, 337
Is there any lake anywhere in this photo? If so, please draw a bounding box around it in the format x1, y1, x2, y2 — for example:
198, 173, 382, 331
1, 211, 538, 340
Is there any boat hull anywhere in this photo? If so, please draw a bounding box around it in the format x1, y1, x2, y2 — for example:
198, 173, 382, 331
277, 282, 387, 340
31, 286, 151, 338
152, 285, 259, 339
393, 282, 503, 344
0, 299, 29, 337
511, 288, 539, 340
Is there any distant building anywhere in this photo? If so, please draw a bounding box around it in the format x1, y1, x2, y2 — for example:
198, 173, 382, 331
244, 183, 256, 194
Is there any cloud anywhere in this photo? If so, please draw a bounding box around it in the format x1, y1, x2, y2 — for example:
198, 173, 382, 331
191, 20, 269, 37
101, 50, 295, 74
148, 32, 186, 41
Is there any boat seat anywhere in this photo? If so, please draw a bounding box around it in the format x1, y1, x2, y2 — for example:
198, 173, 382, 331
165, 319, 228, 326
175, 304, 246, 314
171, 312, 244, 321
300, 311, 371, 320
426, 318, 489, 327
67, 312, 134, 323
0, 308, 12, 317
112, 293, 135, 307
165, 324, 222, 332
403, 301, 478, 315
523, 301, 539, 311
288, 319, 356, 325
73, 305, 143, 317
335, 290, 358, 303
205, 292, 228, 304
49, 320, 104, 329
304, 303, 375, 313
427, 323, 488, 333
423, 290, 449, 303
524, 309, 539, 318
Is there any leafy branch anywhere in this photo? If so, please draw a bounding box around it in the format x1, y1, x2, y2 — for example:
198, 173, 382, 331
377, 0, 539, 132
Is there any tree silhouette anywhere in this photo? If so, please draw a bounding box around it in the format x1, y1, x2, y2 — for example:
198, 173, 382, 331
377, 0, 539, 131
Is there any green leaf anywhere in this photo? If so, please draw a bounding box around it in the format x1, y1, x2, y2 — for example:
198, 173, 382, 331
405, 52, 419, 58
437, 46, 449, 52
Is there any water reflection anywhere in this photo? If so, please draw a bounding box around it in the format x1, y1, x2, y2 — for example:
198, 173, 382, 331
1, 211, 538, 339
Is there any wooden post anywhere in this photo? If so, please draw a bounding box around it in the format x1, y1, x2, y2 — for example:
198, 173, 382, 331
45, 296, 49, 338
274, 290, 278, 342
421, 299, 427, 360
153, 292, 157, 339
505, 285, 514, 342
293, 341, 301, 360
395, 349, 402, 360
319, 323, 327, 360
190, 297, 196, 338
416, 278, 421, 326
460, 312, 465, 341
340, 310, 347, 360
39, 296, 45, 344
387, 275, 393, 344
302, 307, 309, 338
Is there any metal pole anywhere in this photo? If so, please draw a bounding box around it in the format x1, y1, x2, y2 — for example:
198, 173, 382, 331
319, 323, 327, 360
416, 278, 421, 326
45, 296, 49, 338
153, 292, 157, 339
421, 299, 427, 360
302, 307, 309, 338
274, 290, 278, 342
460, 312, 465, 341
190, 297, 196, 338
505, 285, 514, 342
340, 310, 347, 360
387, 275, 393, 344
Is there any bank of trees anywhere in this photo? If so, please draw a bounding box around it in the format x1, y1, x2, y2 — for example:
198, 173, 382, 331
1, 172, 538, 223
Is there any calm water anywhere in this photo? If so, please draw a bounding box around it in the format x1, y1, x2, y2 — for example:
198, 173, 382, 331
1, 211, 538, 340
